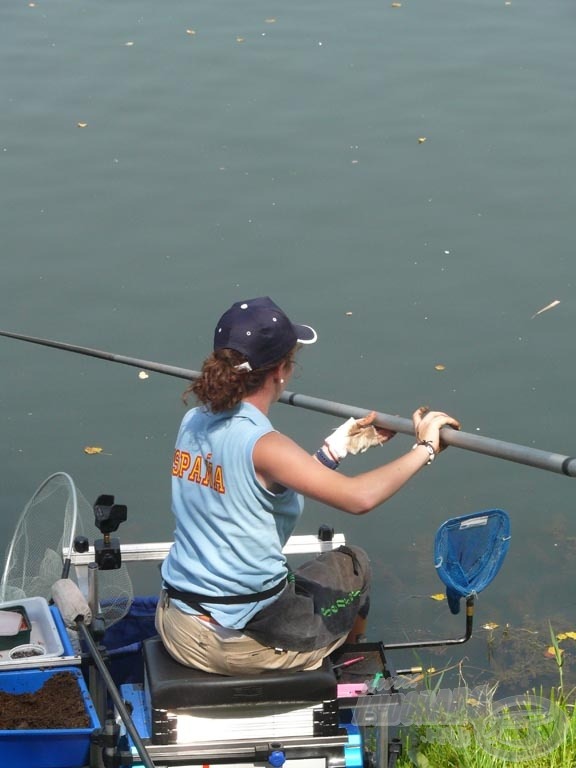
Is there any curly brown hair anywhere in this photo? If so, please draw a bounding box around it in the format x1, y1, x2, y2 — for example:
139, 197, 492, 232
183, 347, 297, 413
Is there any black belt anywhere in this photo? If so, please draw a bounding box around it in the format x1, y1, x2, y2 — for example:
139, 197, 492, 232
164, 577, 287, 611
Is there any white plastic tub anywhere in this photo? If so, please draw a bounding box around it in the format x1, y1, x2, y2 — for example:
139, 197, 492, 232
0, 596, 64, 664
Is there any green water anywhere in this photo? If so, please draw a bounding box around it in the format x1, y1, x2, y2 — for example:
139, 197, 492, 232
1, 0, 575, 689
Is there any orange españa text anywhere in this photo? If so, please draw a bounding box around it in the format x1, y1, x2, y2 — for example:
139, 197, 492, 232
172, 450, 226, 494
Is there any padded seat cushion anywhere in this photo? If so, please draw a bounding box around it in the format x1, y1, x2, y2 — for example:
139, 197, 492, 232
144, 636, 337, 710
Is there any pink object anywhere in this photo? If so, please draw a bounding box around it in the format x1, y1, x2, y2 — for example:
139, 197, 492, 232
337, 682, 367, 698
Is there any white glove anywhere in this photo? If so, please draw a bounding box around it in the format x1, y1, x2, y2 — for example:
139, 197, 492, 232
324, 415, 387, 461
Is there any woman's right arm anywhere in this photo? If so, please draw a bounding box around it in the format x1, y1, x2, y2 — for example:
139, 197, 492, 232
253, 409, 460, 515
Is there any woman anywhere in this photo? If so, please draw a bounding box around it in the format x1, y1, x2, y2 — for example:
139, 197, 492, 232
156, 296, 460, 675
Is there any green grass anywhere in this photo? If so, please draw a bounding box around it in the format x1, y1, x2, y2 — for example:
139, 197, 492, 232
392, 628, 576, 767
396, 694, 575, 767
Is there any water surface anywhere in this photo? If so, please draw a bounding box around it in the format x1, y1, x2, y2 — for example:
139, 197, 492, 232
1, 0, 575, 691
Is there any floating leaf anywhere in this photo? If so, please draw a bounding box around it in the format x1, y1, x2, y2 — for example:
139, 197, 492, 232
531, 299, 560, 319
265, 18, 277, 23
482, 622, 499, 631
418, 137, 427, 144
430, 593, 446, 602
77, 122, 88, 128
557, 633, 568, 641
186, 29, 196, 35
84, 446, 103, 455
345, 311, 353, 316
391, 2, 402, 6
236, 37, 245, 43
545, 646, 564, 659
434, 364, 446, 371
138, 371, 149, 380
124, 41, 134, 47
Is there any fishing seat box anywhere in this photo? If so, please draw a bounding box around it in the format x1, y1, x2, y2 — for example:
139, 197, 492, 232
142, 636, 340, 745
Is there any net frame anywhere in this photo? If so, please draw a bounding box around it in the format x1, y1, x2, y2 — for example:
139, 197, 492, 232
434, 509, 511, 614
1, 472, 133, 628
1, 473, 79, 602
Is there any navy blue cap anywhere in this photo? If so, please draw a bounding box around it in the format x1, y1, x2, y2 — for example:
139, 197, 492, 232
213, 297, 317, 370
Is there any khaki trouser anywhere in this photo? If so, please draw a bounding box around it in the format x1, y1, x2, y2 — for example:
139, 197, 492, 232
155, 591, 347, 676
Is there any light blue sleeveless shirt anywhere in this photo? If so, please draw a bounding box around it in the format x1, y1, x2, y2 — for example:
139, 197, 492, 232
162, 402, 304, 628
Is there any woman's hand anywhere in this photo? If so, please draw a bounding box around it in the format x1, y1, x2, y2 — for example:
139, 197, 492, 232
354, 411, 396, 446
412, 406, 461, 453
324, 411, 395, 461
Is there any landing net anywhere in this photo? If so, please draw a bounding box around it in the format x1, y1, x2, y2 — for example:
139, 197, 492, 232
0, 472, 133, 627
434, 509, 511, 615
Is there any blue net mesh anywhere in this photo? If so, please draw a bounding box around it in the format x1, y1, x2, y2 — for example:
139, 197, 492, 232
434, 509, 511, 615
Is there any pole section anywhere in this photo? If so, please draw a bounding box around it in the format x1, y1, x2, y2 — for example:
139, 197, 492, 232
2, 329, 576, 477
279, 390, 576, 477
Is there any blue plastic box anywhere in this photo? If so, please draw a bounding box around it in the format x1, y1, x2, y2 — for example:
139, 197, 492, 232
50, 604, 76, 656
0, 667, 99, 768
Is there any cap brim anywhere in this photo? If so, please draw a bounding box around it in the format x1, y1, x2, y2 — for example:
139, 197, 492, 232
294, 324, 317, 345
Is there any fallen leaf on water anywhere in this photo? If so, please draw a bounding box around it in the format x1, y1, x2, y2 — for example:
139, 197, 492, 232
265, 18, 276, 23
124, 41, 134, 47
84, 446, 103, 455
482, 622, 499, 631
418, 137, 427, 144
186, 29, 196, 35
138, 371, 149, 380
557, 631, 576, 641
391, 2, 402, 6
434, 364, 446, 371
77, 122, 88, 128
544, 646, 563, 659
345, 311, 353, 316
430, 593, 446, 602
236, 37, 245, 43
531, 299, 560, 319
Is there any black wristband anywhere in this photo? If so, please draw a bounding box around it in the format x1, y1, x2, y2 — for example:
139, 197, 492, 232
315, 447, 340, 470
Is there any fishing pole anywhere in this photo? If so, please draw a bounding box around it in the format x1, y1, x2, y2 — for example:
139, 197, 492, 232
2, 328, 576, 477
